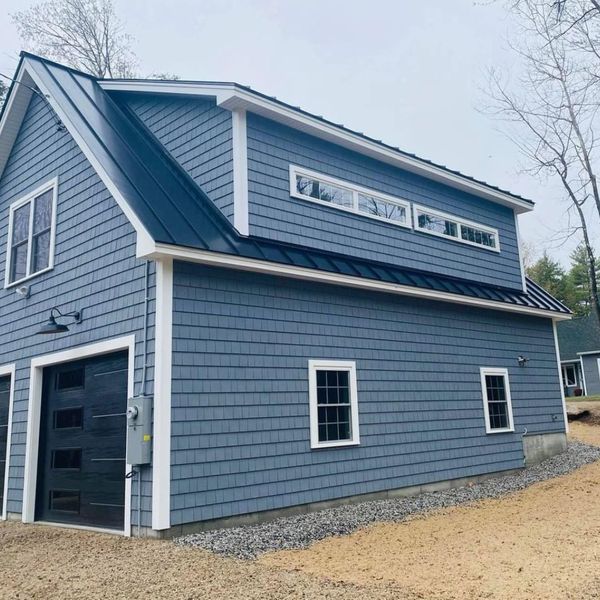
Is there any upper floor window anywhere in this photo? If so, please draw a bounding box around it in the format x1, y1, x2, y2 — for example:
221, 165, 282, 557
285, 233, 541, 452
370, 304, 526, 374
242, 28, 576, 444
480, 367, 514, 433
5, 179, 57, 287
308, 360, 360, 449
414, 205, 499, 252
290, 166, 410, 228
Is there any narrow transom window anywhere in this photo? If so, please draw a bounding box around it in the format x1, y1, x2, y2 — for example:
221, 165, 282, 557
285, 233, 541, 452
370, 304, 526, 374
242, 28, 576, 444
414, 204, 499, 252
480, 368, 514, 433
5, 179, 57, 287
290, 166, 411, 228
308, 360, 360, 448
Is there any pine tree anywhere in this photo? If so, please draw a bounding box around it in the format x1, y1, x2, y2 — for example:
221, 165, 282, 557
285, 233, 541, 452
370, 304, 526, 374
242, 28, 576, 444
527, 252, 574, 310
567, 243, 600, 317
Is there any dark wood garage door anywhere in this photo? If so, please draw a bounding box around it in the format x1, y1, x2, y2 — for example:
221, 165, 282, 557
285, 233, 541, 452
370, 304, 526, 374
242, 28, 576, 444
36, 351, 128, 530
0, 376, 10, 511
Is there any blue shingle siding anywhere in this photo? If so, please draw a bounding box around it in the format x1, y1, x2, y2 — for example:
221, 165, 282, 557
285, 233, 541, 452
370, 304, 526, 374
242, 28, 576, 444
0, 94, 154, 527
170, 261, 564, 525
246, 113, 524, 290
582, 353, 600, 395
124, 94, 235, 222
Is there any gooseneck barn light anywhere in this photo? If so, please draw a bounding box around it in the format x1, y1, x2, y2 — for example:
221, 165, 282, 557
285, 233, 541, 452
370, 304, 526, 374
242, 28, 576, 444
37, 307, 83, 335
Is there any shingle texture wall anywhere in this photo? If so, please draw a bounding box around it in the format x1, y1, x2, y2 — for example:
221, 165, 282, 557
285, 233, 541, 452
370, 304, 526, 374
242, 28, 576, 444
0, 94, 155, 526
170, 261, 564, 525
246, 113, 524, 290
124, 94, 235, 222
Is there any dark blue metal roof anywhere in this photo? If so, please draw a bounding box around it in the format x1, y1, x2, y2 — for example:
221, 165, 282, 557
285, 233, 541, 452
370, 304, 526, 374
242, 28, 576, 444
17, 53, 568, 317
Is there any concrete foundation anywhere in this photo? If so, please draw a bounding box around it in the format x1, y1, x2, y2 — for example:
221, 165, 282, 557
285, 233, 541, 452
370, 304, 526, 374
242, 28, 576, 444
160, 467, 522, 539
522, 432, 567, 466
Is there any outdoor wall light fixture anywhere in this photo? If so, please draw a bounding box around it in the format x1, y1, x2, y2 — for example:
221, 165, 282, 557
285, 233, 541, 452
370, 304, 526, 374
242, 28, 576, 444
517, 355, 530, 367
37, 307, 83, 335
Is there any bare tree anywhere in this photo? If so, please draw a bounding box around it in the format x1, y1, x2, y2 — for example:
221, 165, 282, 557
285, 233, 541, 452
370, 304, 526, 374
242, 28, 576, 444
12, 0, 138, 78
486, 0, 600, 320
0, 80, 7, 110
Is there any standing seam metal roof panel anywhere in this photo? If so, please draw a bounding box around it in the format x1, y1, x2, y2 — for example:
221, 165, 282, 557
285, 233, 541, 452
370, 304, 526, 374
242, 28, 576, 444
13, 53, 570, 318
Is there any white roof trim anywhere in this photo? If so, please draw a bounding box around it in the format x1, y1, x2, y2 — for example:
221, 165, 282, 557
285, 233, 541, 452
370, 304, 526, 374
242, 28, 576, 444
577, 350, 600, 356
0, 59, 154, 252
140, 242, 570, 321
0, 62, 33, 178
99, 80, 534, 214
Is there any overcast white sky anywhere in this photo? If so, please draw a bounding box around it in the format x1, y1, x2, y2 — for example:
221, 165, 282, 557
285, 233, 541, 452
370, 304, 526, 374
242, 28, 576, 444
1, 0, 597, 265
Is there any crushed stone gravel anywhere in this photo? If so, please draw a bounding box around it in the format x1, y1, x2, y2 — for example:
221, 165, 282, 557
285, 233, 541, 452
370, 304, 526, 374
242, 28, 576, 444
175, 440, 600, 559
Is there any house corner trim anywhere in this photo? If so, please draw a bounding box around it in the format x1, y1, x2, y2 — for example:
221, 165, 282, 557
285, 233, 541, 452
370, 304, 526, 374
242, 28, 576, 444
152, 258, 173, 530
232, 108, 249, 236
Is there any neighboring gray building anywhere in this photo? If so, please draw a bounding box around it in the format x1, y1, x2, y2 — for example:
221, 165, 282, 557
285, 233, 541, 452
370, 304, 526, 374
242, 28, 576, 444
557, 313, 600, 397
0, 54, 570, 538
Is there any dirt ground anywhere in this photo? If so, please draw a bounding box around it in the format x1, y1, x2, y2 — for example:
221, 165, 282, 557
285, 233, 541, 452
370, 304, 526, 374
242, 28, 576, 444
2, 420, 600, 600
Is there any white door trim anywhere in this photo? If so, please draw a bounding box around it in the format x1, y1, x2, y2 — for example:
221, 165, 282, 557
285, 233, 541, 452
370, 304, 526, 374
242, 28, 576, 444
0, 363, 16, 521
22, 335, 136, 536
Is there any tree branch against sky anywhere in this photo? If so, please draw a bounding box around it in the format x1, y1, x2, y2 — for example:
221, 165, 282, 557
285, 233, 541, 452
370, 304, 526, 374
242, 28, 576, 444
11, 0, 138, 78
486, 0, 600, 321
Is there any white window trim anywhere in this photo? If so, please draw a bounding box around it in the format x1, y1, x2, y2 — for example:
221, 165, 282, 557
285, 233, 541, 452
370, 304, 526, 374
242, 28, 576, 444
308, 359, 360, 449
290, 165, 412, 229
4, 177, 58, 289
480, 367, 515, 434
561, 363, 579, 388
413, 204, 500, 253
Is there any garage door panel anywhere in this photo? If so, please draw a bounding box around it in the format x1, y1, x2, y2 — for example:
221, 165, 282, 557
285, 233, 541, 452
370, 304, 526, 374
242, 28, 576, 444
36, 351, 128, 530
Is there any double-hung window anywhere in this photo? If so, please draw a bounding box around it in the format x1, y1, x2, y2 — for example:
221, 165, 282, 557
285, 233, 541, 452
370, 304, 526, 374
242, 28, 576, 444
5, 179, 57, 287
308, 360, 360, 449
414, 205, 499, 252
480, 368, 514, 433
290, 166, 411, 228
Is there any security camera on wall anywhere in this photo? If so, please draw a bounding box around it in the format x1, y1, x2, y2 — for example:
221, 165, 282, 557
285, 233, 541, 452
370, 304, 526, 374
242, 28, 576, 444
15, 285, 30, 298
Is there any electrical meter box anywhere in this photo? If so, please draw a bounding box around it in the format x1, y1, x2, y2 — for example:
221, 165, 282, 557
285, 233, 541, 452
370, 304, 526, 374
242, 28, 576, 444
126, 396, 152, 465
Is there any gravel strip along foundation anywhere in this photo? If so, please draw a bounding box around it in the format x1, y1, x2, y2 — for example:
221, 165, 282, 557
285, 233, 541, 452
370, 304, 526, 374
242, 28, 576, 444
176, 441, 600, 559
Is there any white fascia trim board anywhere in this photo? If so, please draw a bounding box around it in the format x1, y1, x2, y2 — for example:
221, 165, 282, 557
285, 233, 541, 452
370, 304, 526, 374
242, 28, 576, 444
577, 350, 600, 356
141, 242, 571, 321
22, 335, 136, 535
18, 60, 154, 254
0, 63, 32, 179
152, 258, 172, 531
231, 109, 249, 235
552, 321, 570, 433
0, 363, 15, 521
98, 81, 534, 215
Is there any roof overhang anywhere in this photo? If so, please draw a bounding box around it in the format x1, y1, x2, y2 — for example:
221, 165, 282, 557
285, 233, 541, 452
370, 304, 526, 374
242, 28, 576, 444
577, 350, 600, 356
140, 241, 571, 321
0, 61, 33, 178
99, 80, 535, 215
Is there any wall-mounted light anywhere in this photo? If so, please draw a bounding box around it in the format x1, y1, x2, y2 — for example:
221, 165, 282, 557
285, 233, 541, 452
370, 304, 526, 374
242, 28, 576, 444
37, 307, 83, 335
517, 355, 530, 367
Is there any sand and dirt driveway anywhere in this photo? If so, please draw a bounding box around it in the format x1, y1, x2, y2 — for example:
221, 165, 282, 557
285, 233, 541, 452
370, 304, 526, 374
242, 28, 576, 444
2, 411, 599, 600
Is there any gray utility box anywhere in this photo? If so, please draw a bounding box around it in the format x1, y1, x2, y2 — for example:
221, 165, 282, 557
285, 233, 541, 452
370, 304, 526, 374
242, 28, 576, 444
126, 396, 152, 465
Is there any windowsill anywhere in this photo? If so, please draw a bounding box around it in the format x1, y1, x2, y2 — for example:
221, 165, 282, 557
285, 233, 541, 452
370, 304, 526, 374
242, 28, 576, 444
311, 439, 360, 450
485, 427, 515, 435
4, 266, 54, 290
